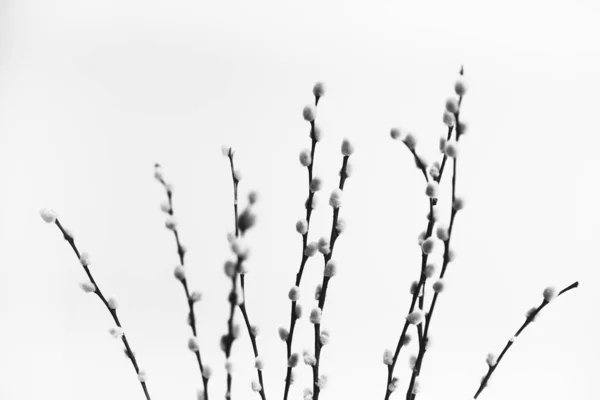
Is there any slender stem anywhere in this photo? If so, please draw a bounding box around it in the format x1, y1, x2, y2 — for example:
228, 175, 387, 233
223, 150, 240, 400
406, 84, 465, 400
156, 171, 209, 399
53, 219, 152, 400
311, 155, 350, 400
473, 281, 579, 399
282, 95, 320, 400
383, 128, 455, 400
239, 271, 268, 400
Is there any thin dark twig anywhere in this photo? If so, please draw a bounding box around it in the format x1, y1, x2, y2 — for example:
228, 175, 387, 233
52, 219, 152, 400
383, 128, 455, 400
473, 281, 579, 399
283, 118, 319, 399
155, 167, 209, 399
406, 75, 467, 399
312, 154, 350, 400
223, 149, 240, 400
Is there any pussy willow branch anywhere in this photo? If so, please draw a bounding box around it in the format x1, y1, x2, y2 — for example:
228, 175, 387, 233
311, 154, 350, 400
473, 281, 579, 399
406, 156, 459, 400
52, 219, 152, 400
282, 93, 321, 400
406, 91, 465, 400
155, 168, 209, 399
223, 150, 240, 400
383, 131, 454, 400
237, 255, 268, 400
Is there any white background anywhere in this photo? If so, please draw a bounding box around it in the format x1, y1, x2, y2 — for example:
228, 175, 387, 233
1, 1, 598, 399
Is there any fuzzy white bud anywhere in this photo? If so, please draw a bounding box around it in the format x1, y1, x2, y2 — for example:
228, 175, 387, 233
454, 78, 468, 96
80, 281, 96, 293
317, 237, 330, 254
109, 327, 123, 339
251, 380, 262, 392
313, 123, 323, 141
254, 356, 264, 370
445, 97, 459, 114
410, 281, 419, 295
310, 177, 323, 192
303, 350, 317, 366
444, 141, 459, 158
299, 149, 312, 167
165, 216, 178, 231
421, 237, 436, 254
221, 145, 231, 157
224, 260, 236, 278
174, 265, 186, 281
406, 310, 424, 325
341, 139, 354, 156
310, 308, 322, 324
390, 127, 401, 140
138, 371, 147, 382
39, 208, 57, 224
108, 296, 119, 310
543, 286, 557, 302
388, 377, 400, 392
336, 218, 346, 233
432, 279, 445, 293
324, 260, 337, 277
313, 82, 326, 98
486, 352, 497, 367
288, 353, 300, 368
303, 388, 313, 400
383, 349, 394, 365
202, 366, 212, 379
79, 252, 91, 267
443, 111, 455, 127
425, 182, 439, 199
403, 133, 417, 150
436, 225, 449, 241
278, 327, 289, 341
295, 303, 303, 319
304, 242, 318, 257
233, 169, 243, 182
317, 375, 327, 389
425, 263, 436, 278
458, 121, 468, 135
329, 189, 343, 208
188, 337, 199, 352
288, 286, 301, 301
303, 105, 317, 122
320, 330, 330, 345
453, 197, 465, 211
296, 219, 309, 235
190, 291, 202, 303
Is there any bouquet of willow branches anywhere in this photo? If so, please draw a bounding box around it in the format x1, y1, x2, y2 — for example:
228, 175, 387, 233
39, 69, 578, 400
